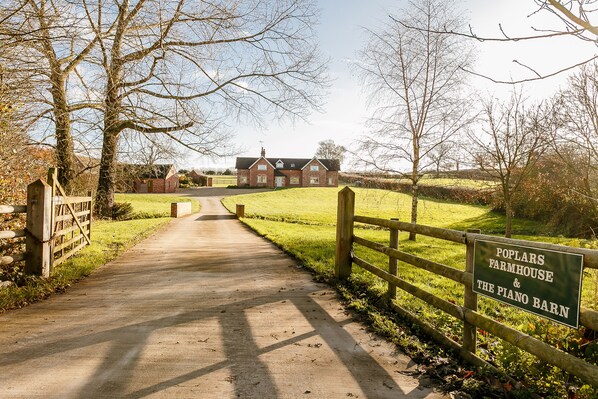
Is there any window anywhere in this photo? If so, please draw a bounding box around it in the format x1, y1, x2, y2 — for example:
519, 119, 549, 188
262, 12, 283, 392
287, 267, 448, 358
310, 176, 319, 185
257, 164, 267, 171
290, 163, 295, 168
328, 177, 333, 185
290, 176, 300, 185
257, 175, 267, 183
276, 160, 284, 169
310, 164, 319, 171
240, 176, 248, 183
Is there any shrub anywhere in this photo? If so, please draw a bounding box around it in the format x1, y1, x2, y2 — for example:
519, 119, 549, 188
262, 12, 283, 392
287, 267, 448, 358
112, 202, 134, 221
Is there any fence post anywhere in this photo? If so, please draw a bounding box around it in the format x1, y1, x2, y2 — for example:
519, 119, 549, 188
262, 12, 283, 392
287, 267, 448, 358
387, 218, 399, 299
25, 179, 53, 277
236, 204, 245, 218
463, 228, 481, 355
335, 187, 355, 279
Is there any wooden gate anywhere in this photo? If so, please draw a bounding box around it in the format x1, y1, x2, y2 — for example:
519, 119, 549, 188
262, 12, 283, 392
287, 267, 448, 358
1, 169, 92, 278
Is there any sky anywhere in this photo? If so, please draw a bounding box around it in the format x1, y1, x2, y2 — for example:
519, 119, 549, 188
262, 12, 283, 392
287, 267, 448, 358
187, 0, 597, 170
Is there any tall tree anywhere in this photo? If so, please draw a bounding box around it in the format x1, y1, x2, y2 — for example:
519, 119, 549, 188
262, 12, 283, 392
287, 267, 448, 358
315, 139, 346, 164
82, 0, 327, 218
0, 0, 100, 190
355, 0, 474, 240
471, 91, 548, 238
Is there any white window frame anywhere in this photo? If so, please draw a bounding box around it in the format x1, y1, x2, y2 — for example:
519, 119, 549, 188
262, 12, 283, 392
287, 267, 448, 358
310, 164, 319, 171
290, 176, 300, 185
310, 176, 319, 185
257, 164, 267, 171
240, 176, 248, 183
328, 177, 333, 185
257, 174, 267, 183
276, 160, 284, 169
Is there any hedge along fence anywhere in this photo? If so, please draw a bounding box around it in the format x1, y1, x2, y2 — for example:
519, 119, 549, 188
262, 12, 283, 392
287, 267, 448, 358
340, 173, 495, 206
335, 187, 598, 387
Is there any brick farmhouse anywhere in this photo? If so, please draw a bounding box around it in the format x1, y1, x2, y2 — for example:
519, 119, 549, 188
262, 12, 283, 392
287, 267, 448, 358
235, 149, 340, 188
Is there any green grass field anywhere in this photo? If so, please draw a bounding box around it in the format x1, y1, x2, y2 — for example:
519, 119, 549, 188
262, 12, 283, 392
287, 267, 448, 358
387, 176, 498, 189
222, 186, 598, 398
115, 193, 200, 218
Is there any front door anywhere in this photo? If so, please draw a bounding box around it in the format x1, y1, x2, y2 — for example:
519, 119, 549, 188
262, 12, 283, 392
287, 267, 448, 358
275, 176, 284, 188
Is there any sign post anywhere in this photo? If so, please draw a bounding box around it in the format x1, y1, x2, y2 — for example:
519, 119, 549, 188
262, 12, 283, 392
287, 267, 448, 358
473, 239, 583, 328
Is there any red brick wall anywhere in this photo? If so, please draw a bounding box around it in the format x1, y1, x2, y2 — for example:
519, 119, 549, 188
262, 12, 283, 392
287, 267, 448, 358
237, 170, 250, 187
285, 170, 302, 186
325, 171, 339, 187
302, 160, 327, 187
249, 159, 274, 188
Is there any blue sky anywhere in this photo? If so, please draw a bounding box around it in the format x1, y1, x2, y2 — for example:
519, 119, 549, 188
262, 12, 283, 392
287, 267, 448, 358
188, 0, 595, 170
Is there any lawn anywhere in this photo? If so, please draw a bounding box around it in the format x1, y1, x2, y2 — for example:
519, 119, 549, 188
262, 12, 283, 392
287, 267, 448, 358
115, 193, 200, 218
222, 186, 598, 398
1, 193, 199, 312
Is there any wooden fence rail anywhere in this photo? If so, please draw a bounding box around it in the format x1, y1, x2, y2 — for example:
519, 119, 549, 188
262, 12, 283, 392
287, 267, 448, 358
0, 204, 27, 267
0, 169, 92, 278
335, 187, 598, 387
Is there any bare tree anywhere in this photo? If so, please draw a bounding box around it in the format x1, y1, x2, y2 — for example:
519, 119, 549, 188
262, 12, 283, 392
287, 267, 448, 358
355, 0, 475, 240
80, 0, 327, 217
315, 139, 346, 164
471, 91, 548, 237
0, 0, 101, 189
549, 61, 598, 217
410, 0, 598, 83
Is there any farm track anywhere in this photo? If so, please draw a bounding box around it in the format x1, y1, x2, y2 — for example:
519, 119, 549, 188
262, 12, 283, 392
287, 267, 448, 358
0, 188, 444, 398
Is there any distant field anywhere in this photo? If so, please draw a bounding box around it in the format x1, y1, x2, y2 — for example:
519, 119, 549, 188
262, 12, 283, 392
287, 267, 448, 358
210, 175, 237, 187
222, 186, 597, 396
344, 175, 498, 189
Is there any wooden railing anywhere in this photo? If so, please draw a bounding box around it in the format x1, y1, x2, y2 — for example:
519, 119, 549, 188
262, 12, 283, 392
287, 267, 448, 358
335, 187, 598, 387
0, 205, 27, 267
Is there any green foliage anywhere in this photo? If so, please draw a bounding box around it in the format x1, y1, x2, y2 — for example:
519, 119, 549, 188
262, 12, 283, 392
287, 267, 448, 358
223, 186, 597, 397
111, 202, 134, 220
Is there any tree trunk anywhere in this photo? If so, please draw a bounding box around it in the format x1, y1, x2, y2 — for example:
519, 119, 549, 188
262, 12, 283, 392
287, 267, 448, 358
504, 199, 513, 238
409, 182, 419, 241
95, 129, 119, 218
51, 77, 76, 191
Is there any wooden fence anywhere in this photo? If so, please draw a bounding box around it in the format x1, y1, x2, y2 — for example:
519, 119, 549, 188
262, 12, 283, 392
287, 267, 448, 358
0, 169, 92, 278
0, 205, 27, 268
335, 187, 598, 387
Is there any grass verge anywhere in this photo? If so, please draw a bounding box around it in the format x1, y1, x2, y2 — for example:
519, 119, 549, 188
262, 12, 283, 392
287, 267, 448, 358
222, 187, 598, 398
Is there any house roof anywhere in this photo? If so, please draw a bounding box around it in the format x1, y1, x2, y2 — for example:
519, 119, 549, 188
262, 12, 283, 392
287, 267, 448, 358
235, 157, 340, 171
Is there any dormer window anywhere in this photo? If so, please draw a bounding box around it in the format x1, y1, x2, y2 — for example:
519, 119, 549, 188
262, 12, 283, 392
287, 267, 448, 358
290, 163, 295, 168
276, 160, 284, 169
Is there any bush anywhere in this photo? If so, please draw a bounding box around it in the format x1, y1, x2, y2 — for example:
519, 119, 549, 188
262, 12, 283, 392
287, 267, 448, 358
112, 202, 134, 221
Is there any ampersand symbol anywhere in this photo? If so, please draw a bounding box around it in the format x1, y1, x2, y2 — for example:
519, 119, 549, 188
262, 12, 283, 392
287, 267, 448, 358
513, 278, 521, 289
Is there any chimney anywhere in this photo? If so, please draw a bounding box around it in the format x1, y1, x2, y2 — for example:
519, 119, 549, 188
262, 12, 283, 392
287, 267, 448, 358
260, 147, 266, 157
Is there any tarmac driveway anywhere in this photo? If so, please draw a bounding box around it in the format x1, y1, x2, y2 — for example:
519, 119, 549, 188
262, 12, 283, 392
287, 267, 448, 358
0, 191, 444, 398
